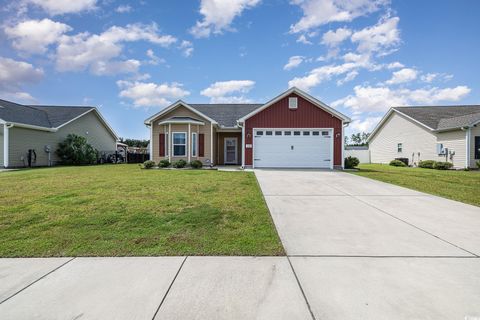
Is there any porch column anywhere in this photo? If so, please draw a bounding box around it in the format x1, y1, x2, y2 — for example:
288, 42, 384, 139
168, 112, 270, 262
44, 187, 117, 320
466, 127, 471, 168
210, 123, 214, 165
188, 123, 191, 163
149, 123, 153, 160
241, 124, 245, 168
3, 124, 10, 168
168, 123, 172, 163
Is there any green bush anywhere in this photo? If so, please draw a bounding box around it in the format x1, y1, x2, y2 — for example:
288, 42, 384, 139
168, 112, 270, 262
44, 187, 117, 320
344, 156, 360, 169
56, 134, 98, 165
476, 160, 480, 169
158, 159, 170, 168
143, 160, 156, 169
434, 161, 453, 170
418, 160, 436, 169
172, 159, 187, 168
190, 160, 203, 169
389, 159, 406, 167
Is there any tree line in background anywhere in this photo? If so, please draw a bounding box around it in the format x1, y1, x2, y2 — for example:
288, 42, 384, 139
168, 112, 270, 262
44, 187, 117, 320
119, 138, 150, 148
345, 132, 370, 146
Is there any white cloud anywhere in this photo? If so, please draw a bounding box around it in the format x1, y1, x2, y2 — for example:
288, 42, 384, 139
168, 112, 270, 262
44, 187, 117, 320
321, 27, 351, 47
4, 18, 72, 54
0, 57, 43, 101
349, 116, 382, 133
201, 80, 255, 103
55, 23, 177, 75
145, 49, 165, 65
190, 0, 260, 38
337, 70, 358, 85
351, 16, 400, 54
387, 61, 404, 69
115, 5, 132, 13
117, 80, 190, 108
26, 0, 97, 15
296, 34, 312, 45
179, 40, 194, 57
385, 67, 417, 85
284, 56, 304, 70
290, 0, 387, 33
332, 85, 471, 113
420, 73, 453, 83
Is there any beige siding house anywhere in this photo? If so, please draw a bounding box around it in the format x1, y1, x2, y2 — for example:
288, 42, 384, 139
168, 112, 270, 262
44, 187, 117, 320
1, 99, 118, 168
369, 106, 480, 169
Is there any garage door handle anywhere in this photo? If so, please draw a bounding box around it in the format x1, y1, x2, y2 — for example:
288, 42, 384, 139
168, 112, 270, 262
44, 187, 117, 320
291, 145, 294, 150
254, 159, 261, 161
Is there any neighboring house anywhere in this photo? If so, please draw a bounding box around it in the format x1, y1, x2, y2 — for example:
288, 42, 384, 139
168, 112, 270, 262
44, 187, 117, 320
368, 106, 480, 168
0, 99, 118, 168
344, 145, 370, 164
145, 87, 351, 169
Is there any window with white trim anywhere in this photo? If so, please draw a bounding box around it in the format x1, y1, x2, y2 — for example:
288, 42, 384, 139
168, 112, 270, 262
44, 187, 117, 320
397, 143, 403, 153
289, 97, 298, 109
173, 132, 186, 156
192, 132, 197, 157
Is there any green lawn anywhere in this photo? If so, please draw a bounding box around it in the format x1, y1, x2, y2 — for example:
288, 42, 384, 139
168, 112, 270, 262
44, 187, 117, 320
0, 165, 284, 257
352, 164, 480, 207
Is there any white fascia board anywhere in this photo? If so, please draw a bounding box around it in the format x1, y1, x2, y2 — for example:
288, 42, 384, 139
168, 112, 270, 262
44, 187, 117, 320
6, 122, 56, 132
144, 100, 218, 125
238, 87, 351, 123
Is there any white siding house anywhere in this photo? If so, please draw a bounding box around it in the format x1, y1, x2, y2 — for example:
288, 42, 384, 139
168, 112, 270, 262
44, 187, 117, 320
369, 106, 480, 169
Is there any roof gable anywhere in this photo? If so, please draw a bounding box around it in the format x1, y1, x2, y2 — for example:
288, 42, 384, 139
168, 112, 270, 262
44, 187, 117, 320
238, 87, 351, 123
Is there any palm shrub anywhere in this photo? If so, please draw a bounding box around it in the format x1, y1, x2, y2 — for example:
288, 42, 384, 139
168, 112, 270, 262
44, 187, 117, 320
158, 159, 171, 168
418, 160, 436, 169
344, 156, 360, 169
433, 161, 453, 170
143, 160, 156, 169
56, 134, 98, 165
389, 159, 406, 167
172, 159, 187, 168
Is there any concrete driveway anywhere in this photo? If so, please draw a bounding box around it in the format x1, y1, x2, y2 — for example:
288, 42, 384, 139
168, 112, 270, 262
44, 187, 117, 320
255, 169, 480, 319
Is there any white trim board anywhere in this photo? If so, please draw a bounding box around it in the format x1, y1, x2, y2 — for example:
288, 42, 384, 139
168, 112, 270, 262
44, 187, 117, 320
144, 100, 218, 125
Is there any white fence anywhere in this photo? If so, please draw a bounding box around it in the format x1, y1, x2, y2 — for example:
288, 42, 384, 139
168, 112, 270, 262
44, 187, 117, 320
345, 148, 370, 163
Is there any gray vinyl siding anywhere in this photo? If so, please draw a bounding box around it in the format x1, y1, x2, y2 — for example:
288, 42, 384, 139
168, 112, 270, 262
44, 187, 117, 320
8, 111, 116, 167
0, 124, 4, 167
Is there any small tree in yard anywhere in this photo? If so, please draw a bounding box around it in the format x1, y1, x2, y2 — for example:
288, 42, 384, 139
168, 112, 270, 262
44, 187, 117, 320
57, 134, 98, 165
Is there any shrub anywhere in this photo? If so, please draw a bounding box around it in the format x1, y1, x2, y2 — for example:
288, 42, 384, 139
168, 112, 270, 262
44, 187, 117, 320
418, 160, 436, 169
143, 160, 156, 169
158, 159, 170, 168
476, 160, 480, 169
389, 159, 406, 167
434, 161, 453, 170
344, 156, 360, 169
190, 160, 203, 169
56, 134, 98, 165
172, 159, 187, 168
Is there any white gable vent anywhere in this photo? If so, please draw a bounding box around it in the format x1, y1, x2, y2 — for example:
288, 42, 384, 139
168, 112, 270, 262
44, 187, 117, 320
288, 97, 298, 109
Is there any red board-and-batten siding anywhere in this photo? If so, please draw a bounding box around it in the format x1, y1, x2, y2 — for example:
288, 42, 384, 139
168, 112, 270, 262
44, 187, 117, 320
244, 93, 343, 166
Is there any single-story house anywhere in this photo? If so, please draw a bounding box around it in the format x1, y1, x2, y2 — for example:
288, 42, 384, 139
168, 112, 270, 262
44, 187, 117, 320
1, 99, 118, 168
145, 87, 351, 169
368, 105, 480, 168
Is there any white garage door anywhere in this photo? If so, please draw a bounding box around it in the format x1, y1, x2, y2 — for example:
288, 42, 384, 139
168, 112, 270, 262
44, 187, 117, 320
253, 129, 333, 168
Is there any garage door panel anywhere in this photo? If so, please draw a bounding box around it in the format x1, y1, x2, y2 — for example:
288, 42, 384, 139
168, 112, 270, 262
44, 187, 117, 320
253, 129, 332, 168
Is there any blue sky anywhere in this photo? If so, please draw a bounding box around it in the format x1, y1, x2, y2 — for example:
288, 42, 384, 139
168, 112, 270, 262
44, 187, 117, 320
1, 0, 479, 139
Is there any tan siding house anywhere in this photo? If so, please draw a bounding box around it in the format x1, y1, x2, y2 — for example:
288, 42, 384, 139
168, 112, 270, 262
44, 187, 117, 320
1, 99, 118, 168
369, 106, 480, 169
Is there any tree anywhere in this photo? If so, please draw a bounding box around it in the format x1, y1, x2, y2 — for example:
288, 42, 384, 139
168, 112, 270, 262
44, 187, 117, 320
347, 132, 371, 146
119, 137, 149, 148
56, 134, 98, 165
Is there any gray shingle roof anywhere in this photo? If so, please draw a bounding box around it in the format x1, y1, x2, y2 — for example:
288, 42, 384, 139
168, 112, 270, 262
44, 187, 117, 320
189, 104, 263, 127
0, 99, 94, 128
393, 105, 480, 130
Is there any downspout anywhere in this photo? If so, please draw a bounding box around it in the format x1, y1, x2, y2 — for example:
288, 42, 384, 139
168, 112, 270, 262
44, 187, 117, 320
4, 123, 13, 168
341, 122, 349, 169
464, 126, 471, 169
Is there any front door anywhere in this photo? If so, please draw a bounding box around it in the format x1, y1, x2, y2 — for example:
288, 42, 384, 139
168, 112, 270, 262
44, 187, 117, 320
224, 137, 238, 164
